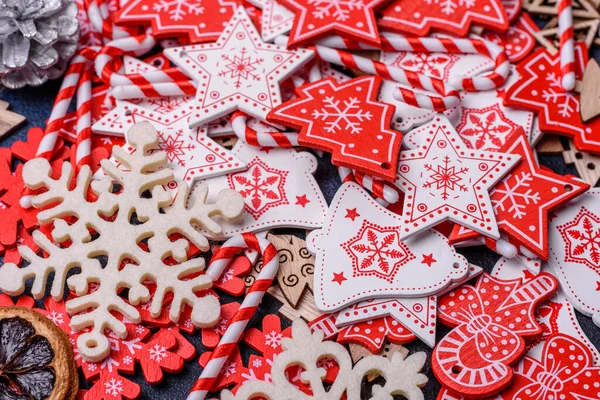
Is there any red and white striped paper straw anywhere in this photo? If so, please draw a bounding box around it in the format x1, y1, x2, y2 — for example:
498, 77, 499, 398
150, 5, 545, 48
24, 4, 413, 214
74, 67, 94, 172
187, 233, 279, 400
317, 33, 510, 91
558, 0, 576, 91
231, 111, 299, 147
274, 37, 461, 112
338, 166, 399, 204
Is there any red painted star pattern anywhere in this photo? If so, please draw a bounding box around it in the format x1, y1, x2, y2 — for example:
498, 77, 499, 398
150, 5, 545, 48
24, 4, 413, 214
268, 76, 402, 181
295, 194, 310, 207
279, 0, 387, 48
421, 253, 436, 267
332, 271, 347, 285
345, 207, 360, 221
378, 0, 509, 37
115, 0, 237, 43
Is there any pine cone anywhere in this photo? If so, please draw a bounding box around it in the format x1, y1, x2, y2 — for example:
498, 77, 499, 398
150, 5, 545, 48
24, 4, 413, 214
0, 0, 80, 89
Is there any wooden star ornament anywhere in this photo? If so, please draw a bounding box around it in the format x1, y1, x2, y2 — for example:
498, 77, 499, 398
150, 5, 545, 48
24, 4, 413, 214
164, 7, 314, 127
268, 76, 402, 181
394, 115, 520, 240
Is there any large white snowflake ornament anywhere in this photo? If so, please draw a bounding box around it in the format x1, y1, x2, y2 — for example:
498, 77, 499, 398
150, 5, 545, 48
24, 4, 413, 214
0, 122, 245, 362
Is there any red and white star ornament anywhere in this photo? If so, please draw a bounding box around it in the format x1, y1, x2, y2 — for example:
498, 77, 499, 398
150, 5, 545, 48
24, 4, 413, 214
394, 115, 520, 240
504, 43, 600, 154
548, 189, 600, 328
245, 0, 294, 42
164, 7, 314, 127
335, 264, 483, 348
277, 0, 387, 48
378, 0, 509, 37
118, 102, 246, 183
268, 76, 402, 181
492, 257, 600, 364
450, 130, 589, 259
307, 182, 469, 312
196, 140, 327, 237
115, 0, 237, 43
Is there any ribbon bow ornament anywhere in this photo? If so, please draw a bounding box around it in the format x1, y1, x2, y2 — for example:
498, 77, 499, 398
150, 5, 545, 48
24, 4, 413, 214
432, 273, 558, 398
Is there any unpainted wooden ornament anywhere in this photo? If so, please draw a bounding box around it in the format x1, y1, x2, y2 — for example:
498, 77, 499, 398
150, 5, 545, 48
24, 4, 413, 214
0, 100, 26, 138
523, 0, 600, 19
535, 134, 565, 155
563, 139, 600, 186
533, 19, 599, 53
580, 59, 600, 122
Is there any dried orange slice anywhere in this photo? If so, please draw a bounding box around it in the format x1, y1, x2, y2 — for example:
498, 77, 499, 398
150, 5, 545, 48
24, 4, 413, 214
0, 306, 77, 400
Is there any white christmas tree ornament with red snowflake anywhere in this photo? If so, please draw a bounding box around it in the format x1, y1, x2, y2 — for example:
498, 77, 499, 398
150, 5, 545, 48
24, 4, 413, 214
195, 140, 328, 237
307, 182, 469, 312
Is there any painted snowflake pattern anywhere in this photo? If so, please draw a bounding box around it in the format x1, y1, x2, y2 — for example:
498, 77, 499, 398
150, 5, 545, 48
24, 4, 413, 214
153, 0, 204, 21
219, 47, 264, 89
312, 97, 373, 134
47, 310, 64, 327
424, 155, 469, 200
224, 360, 237, 377
148, 96, 189, 114
264, 330, 283, 349
123, 356, 133, 365
457, 105, 519, 150
342, 220, 415, 283
252, 358, 263, 368
157, 129, 196, 167
148, 344, 168, 362
425, 0, 475, 15
557, 207, 600, 270
541, 72, 579, 118
105, 378, 124, 396
390, 52, 458, 80
228, 157, 289, 219
308, 0, 364, 21
492, 172, 541, 219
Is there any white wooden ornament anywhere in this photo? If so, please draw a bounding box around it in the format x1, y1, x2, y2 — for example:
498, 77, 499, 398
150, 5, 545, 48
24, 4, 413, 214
395, 115, 520, 240
548, 188, 600, 327
0, 122, 245, 362
221, 319, 428, 400
245, 0, 294, 42
198, 140, 327, 237
164, 7, 314, 127
335, 264, 483, 347
307, 182, 469, 312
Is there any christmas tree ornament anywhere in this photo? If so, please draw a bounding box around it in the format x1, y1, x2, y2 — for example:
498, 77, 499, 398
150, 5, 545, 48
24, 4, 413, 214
433, 272, 558, 398
163, 7, 314, 126
0, 306, 78, 400
308, 182, 469, 312
0, 122, 245, 362
548, 188, 600, 327
394, 115, 520, 240
0, 0, 80, 89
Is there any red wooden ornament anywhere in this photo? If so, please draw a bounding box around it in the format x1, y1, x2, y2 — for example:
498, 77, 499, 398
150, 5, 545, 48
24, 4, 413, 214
268, 76, 402, 181
336, 316, 416, 353
432, 272, 558, 398
378, 0, 509, 37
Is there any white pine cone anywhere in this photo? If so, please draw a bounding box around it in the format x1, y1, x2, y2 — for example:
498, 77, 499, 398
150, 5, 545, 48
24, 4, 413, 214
0, 0, 80, 89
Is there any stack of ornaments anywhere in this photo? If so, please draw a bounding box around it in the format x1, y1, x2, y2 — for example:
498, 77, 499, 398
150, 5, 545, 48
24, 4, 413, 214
0, 0, 600, 399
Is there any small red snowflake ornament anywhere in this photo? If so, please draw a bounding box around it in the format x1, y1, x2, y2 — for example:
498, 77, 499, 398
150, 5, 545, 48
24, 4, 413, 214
278, 0, 387, 48
432, 272, 558, 398
268, 76, 402, 181
115, 0, 237, 43
164, 7, 313, 126
450, 130, 589, 259
378, 0, 509, 37
504, 43, 600, 154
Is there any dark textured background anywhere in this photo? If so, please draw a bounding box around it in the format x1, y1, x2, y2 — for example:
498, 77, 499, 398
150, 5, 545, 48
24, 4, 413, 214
0, 68, 598, 400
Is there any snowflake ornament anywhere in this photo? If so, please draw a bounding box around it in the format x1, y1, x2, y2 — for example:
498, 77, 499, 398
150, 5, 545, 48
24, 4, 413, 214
115, 0, 237, 43
394, 115, 520, 240
378, 0, 509, 37
164, 7, 313, 127
0, 121, 246, 362
504, 43, 600, 154
278, 0, 387, 48
450, 131, 589, 259
269, 76, 402, 181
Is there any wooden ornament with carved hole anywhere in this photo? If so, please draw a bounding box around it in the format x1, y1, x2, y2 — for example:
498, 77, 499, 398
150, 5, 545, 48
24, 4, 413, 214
563, 140, 600, 186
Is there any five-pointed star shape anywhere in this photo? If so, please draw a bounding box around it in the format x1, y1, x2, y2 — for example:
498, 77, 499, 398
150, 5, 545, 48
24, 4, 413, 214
115, 0, 237, 43
246, 0, 294, 42
268, 76, 402, 181
295, 194, 310, 207
164, 7, 314, 127
118, 102, 246, 184
345, 208, 360, 221
278, 0, 387, 48
421, 253, 436, 267
332, 271, 347, 285
450, 130, 589, 259
394, 116, 520, 240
